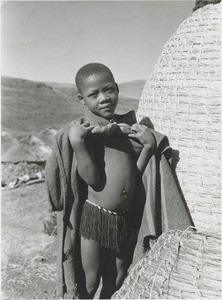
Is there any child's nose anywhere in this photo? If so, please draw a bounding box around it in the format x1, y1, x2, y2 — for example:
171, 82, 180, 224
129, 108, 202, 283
99, 92, 110, 103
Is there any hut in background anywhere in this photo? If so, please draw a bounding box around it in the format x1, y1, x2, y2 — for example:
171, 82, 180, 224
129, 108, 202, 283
1, 131, 18, 154
1, 133, 52, 185
37, 127, 58, 149
2, 134, 52, 163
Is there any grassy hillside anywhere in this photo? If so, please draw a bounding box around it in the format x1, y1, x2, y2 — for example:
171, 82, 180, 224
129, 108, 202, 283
1, 76, 146, 135
1, 77, 80, 135
119, 79, 146, 99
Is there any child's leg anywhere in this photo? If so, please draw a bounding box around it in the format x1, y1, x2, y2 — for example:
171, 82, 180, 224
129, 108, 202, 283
100, 249, 117, 299
100, 243, 135, 299
81, 236, 102, 298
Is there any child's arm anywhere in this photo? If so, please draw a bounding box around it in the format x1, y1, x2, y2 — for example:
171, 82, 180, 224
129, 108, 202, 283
128, 124, 156, 175
69, 122, 100, 188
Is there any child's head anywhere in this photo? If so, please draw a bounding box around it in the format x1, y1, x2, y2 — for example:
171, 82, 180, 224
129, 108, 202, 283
75, 63, 119, 119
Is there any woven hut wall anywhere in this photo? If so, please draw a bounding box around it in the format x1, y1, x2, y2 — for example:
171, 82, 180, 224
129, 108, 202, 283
137, 3, 221, 233
112, 229, 221, 299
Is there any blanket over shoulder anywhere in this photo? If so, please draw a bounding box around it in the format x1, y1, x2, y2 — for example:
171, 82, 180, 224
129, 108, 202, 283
45, 110, 193, 299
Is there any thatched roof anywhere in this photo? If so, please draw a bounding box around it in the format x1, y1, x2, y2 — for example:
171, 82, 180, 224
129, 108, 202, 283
1, 131, 18, 154
37, 127, 58, 149
1, 134, 52, 163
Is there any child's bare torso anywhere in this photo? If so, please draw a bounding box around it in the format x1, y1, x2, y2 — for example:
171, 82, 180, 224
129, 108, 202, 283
88, 138, 135, 212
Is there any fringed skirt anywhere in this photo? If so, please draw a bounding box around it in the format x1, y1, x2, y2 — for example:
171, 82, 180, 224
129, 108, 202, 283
80, 199, 137, 253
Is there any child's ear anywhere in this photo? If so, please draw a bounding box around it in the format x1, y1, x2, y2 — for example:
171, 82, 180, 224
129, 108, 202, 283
78, 94, 86, 108
115, 83, 119, 93
78, 94, 83, 101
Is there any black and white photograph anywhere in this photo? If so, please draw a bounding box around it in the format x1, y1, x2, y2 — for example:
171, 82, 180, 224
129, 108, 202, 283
1, 0, 221, 299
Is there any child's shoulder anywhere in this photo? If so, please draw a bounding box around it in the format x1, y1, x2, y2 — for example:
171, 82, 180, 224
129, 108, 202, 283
55, 117, 86, 138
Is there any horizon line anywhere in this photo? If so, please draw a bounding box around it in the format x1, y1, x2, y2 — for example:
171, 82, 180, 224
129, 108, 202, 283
1, 74, 147, 86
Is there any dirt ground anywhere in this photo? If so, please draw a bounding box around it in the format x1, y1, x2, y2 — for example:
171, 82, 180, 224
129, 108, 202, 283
1, 182, 57, 299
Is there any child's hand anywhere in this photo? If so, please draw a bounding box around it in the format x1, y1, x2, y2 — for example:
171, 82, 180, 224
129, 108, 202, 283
118, 123, 135, 135
69, 122, 94, 146
91, 122, 118, 139
128, 124, 156, 151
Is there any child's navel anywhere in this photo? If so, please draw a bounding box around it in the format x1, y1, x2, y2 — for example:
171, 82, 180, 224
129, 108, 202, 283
122, 189, 127, 196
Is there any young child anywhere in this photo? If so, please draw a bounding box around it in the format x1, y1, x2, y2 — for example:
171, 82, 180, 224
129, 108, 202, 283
45, 63, 193, 299
68, 63, 155, 298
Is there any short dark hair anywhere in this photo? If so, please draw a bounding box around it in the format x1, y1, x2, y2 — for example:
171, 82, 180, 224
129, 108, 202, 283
75, 63, 115, 93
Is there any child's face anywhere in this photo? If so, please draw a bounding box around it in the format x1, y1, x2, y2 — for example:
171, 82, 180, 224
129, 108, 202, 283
78, 72, 119, 119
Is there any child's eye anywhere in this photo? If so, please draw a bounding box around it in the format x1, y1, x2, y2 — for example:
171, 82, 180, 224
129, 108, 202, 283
89, 93, 97, 98
106, 87, 114, 92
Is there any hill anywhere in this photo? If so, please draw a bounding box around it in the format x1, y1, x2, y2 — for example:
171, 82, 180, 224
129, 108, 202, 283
1, 76, 146, 136
1, 77, 80, 135
118, 79, 147, 99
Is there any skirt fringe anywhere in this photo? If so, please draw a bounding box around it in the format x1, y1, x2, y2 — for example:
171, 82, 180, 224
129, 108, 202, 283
80, 200, 136, 252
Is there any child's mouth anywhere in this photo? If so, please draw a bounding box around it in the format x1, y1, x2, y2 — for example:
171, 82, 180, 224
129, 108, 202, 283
100, 105, 113, 110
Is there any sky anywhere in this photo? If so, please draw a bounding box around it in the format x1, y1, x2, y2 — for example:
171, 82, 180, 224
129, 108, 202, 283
1, 0, 195, 84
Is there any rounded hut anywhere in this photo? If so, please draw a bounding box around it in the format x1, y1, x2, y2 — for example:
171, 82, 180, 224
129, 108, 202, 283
137, 1, 221, 234
1, 134, 52, 185
113, 1, 221, 299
